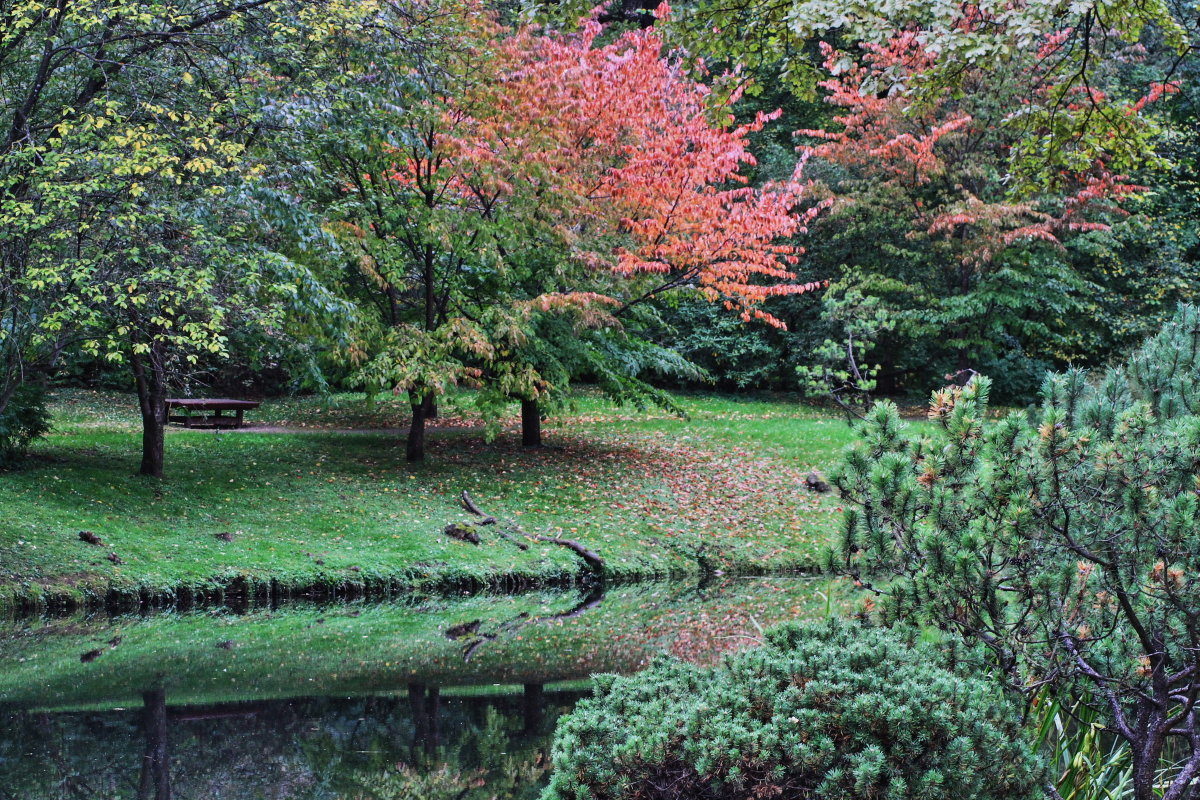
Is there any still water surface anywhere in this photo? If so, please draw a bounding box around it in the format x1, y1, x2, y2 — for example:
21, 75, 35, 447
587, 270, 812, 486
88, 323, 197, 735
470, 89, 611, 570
0, 577, 833, 798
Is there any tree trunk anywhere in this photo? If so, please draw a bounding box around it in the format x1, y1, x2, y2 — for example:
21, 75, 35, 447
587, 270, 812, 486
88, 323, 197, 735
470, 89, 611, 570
407, 391, 427, 463
131, 346, 166, 478
521, 398, 542, 448
423, 394, 437, 420
138, 689, 171, 800
1133, 748, 1159, 800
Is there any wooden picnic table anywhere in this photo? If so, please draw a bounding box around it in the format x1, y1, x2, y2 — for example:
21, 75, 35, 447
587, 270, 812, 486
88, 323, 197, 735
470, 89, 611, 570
166, 398, 262, 429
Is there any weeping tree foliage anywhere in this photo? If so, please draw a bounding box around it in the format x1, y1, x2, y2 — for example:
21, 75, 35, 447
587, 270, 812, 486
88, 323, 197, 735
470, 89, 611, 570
834, 305, 1200, 800
543, 620, 1043, 800
470, 303, 706, 448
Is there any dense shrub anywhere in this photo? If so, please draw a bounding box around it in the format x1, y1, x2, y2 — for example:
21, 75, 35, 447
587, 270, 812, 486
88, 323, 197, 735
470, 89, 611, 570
543, 620, 1043, 800
833, 305, 1200, 800
0, 384, 50, 467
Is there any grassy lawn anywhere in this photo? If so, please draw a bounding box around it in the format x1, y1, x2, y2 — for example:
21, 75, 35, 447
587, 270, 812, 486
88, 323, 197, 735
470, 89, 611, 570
0, 389, 855, 611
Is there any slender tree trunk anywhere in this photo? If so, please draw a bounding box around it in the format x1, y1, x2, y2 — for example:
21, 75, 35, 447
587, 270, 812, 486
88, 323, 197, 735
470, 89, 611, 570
521, 398, 542, 448
0, 377, 17, 423
138, 689, 171, 800
131, 345, 166, 478
407, 390, 427, 463
423, 394, 437, 421
0, 326, 29, 421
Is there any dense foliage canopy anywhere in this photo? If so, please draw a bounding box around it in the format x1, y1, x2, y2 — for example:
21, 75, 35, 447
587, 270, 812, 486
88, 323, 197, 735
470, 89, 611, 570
3, 0, 1198, 465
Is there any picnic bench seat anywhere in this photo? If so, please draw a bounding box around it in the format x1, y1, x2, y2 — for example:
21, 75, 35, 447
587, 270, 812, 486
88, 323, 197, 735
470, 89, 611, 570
166, 398, 262, 429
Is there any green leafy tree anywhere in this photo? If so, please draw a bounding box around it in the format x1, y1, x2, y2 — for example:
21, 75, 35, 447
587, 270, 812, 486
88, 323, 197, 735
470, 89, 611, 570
471, 302, 704, 448
835, 306, 1200, 800
1059, 79, 1200, 365
0, 383, 50, 467
0, 0, 365, 471
796, 281, 895, 417
792, 27, 1141, 401
544, 620, 1043, 800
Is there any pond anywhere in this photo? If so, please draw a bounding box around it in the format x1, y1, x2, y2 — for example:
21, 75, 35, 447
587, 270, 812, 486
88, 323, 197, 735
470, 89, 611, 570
0, 576, 838, 799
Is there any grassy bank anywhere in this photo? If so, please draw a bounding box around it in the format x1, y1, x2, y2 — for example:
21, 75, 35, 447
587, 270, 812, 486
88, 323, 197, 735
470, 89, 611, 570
0, 389, 853, 612
0, 576, 846, 710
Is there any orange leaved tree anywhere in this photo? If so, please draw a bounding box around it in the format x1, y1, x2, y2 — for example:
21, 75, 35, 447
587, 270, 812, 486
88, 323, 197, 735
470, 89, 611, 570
795, 21, 1161, 393
332, 3, 826, 459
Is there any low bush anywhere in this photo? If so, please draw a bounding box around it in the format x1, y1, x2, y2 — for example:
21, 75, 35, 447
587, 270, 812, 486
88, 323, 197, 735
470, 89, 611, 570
543, 620, 1043, 800
0, 384, 50, 467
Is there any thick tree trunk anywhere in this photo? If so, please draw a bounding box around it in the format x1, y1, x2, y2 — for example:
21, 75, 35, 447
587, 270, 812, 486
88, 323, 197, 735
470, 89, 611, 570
138, 689, 171, 800
523, 683, 544, 733
131, 346, 166, 478
1133, 748, 1159, 800
140, 403, 165, 478
407, 391, 427, 463
407, 683, 440, 756
521, 398, 542, 448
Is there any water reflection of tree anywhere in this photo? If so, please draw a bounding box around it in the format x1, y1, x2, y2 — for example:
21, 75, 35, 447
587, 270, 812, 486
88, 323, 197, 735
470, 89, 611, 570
0, 691, 563, 799
137, 689, 170, 800
297, 695, 556, 800
0, 711, 140, 799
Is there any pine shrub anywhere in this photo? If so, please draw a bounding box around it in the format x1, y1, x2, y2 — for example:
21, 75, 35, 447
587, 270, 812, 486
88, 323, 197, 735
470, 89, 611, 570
543, 620, 1043, 800
833, 305, 1200, 800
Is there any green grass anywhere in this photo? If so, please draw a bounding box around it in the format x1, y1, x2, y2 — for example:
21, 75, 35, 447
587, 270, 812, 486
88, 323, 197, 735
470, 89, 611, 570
0, 576, 848, 711
0, 388, 855, 611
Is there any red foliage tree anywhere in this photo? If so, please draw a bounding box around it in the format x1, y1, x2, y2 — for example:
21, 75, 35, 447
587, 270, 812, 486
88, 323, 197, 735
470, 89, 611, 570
433, 4, 827, 326
351, 5, 827, 458
794, 22, 1167, 379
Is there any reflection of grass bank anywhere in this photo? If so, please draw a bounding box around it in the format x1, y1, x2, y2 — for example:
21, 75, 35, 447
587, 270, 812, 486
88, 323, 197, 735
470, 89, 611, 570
0, 577, 846, 711
0, 390, 852, 613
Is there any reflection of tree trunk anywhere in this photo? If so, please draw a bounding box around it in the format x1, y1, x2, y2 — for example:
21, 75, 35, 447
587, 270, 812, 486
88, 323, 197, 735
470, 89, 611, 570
521, 399, 541, 448
138, 689, 171, 800
407, 391, 427, 463
408, 682, 426, 751
425, 686, 440, 756
523, 683, 544, 734
36, 712, 94, 799
131, 343, 166, 478
408, 683, 440, 756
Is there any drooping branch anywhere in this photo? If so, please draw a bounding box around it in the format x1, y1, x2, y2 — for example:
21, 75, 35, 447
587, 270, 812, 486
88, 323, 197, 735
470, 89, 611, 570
459, 490, 604, 574
459, 490, 496, 524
